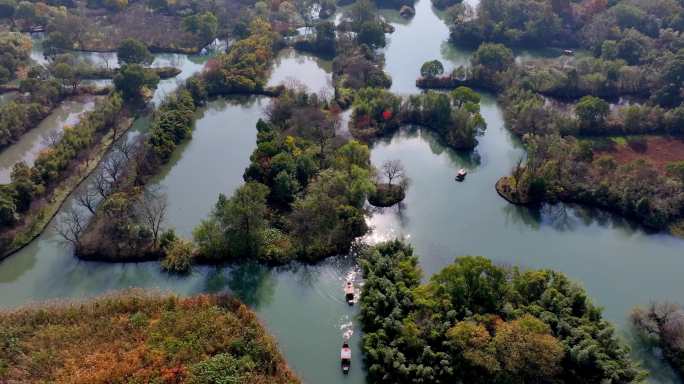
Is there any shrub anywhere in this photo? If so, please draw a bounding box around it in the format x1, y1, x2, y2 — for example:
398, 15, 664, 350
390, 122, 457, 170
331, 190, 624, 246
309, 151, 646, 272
160, 238, 195, 274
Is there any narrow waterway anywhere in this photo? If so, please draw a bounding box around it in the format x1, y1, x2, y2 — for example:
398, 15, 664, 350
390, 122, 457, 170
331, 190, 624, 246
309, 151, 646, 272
0, 97, 97, 183
2, 3, 683, 384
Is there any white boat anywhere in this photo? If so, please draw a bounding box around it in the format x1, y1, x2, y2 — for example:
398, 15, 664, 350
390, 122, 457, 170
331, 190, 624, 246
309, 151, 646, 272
456, 168, 467, 181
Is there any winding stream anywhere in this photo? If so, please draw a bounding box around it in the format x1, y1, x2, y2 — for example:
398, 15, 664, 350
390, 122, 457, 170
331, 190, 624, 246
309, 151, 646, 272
2, 3, 684, 383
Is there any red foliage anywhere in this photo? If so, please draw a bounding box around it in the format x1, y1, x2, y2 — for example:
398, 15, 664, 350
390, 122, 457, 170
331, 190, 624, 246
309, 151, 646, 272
204, 58, 221, 73
382, 110, 393, 121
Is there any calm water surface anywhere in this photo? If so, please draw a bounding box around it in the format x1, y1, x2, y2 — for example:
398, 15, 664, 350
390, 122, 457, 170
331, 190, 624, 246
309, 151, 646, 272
2, 3, 683, 383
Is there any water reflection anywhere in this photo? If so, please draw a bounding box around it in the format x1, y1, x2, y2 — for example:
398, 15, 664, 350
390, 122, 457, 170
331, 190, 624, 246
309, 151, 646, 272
204, 263, 276, 308
267, 48, 334, 94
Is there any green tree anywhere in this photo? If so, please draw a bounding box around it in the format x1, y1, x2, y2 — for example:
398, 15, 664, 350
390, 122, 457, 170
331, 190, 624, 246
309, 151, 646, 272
0, 190, 17, 226
183, 12, 219, 42
215, 182, 269, 259
471, 43, 514, 73
117, 38, 153, 66
357, 20, 386, 48
52, 62, 75, 90
616, 29, 648, 65
113, 64, 159, 101
575, 95, 609, 128
451, 86, 480, 108
655, 49, 684, 107
420, 60, 444, 79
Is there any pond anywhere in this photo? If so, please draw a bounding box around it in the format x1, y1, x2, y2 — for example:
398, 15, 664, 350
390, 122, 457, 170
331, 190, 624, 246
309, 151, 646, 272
2, 3, 683, 384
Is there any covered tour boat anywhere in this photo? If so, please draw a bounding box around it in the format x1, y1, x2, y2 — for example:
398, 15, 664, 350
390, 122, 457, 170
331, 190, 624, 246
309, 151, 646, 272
456, 168, 467, 181
341, 341, 352, 374
344, 282, 355, 305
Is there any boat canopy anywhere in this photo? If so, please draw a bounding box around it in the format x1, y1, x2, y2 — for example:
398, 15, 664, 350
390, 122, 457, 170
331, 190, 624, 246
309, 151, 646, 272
341, 348, 352, 359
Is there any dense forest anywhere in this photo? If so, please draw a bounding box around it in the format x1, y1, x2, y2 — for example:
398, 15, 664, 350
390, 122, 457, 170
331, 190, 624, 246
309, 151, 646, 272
360, 240, 645, 383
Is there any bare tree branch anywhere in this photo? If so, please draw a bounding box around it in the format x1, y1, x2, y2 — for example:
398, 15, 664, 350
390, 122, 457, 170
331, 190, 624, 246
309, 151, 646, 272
55, 207, 86, 248
74, 186, 99, 214
381, 159, 406, 186
136, 187, 168, 249
93, 168, 112, 199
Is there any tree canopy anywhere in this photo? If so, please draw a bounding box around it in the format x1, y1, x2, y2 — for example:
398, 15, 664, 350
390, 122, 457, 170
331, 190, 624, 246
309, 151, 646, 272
420, 60, 444, 79
117, 38, 153, 66
360, 240, 646, 384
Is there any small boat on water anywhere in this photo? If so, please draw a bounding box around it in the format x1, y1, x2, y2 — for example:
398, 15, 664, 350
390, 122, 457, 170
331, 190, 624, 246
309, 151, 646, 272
456, 168, 467, 181
341, 341, 352, 374
344, 281, 355, 305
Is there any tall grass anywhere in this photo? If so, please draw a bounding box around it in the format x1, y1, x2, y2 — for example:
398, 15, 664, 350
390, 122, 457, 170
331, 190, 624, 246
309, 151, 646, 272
0, 290, 300, 384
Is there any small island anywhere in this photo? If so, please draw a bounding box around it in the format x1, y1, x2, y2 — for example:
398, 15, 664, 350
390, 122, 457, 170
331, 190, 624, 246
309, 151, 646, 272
368, 159, 409, 207
0, 290, 300, 383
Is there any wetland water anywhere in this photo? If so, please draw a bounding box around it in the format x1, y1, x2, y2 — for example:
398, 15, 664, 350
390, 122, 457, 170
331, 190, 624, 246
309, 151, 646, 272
2, 2, 684, 383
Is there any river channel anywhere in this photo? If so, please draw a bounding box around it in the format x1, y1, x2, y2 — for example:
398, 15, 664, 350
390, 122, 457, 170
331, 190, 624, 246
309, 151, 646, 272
1, 2, 683, 383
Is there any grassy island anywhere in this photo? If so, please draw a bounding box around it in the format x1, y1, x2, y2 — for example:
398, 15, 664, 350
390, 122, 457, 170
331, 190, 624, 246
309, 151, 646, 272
0, 290, 300, 384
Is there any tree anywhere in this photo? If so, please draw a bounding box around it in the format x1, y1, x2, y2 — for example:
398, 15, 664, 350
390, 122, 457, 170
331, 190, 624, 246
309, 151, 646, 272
381, 159, 406, 186
93, 168, 112, 198
10, 161, 35, 211
420, 60, 444, 79
616, 29, 648, 65
0, 191, 17, 226
103, 152, 126, 184
55, 207, 86, 248
194, 182, 270, 261
161, 238, 194, 273
114, 64, 159, 101
117, 38, 153, 66
182, 12, 219, 42
357, 20, 386, 48
451, 86, 480, 108
471, 43, 514, 73
631, 302, 684, 376
137, 187, 168, 249
655, 49, 684, 107
51, 62, 76, 92
74, 186, 99, 214
575, 95, 609, 128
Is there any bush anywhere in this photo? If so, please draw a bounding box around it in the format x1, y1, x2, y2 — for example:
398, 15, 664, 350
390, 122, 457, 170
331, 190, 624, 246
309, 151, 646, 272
160, 238, 195, 273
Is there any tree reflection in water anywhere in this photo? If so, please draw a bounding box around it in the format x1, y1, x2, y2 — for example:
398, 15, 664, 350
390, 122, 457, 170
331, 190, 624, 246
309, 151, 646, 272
204, 263, 275, 308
